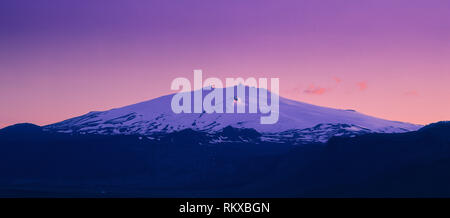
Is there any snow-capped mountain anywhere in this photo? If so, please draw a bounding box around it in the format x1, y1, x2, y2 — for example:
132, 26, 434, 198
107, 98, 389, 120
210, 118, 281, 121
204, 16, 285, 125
44, 86, 422, 143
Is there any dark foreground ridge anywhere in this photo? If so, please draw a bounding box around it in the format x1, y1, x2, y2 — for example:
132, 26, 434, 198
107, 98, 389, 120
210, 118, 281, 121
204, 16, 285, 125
0, 122, 449, 197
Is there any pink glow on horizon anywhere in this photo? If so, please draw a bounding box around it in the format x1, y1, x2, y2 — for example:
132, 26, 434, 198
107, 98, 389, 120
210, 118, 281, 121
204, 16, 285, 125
1, 0, 450, 128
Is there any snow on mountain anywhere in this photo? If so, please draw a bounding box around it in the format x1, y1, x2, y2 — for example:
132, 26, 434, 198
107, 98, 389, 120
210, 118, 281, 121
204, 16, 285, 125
44, 86, 422, 143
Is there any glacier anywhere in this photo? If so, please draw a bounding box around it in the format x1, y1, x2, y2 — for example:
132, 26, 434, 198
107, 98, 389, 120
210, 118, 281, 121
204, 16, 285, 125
44, 86, 422, 143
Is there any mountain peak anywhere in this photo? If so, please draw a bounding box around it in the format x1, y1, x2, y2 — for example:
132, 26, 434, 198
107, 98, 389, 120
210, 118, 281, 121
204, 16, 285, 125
43, 88, 422, 143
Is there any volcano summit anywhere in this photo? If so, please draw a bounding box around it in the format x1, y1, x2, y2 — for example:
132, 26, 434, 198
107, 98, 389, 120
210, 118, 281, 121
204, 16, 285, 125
44, 85, 422, 144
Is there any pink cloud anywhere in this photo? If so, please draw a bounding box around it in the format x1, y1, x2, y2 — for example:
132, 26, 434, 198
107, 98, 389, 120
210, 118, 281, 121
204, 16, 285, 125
333, 77, 342, 83
304, 85, 329, 95
404, 90, 419, 96
357, 81, 368, 91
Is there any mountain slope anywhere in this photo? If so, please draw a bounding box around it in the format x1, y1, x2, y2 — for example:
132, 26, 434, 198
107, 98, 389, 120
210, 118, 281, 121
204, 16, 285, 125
44, 86, 421, 143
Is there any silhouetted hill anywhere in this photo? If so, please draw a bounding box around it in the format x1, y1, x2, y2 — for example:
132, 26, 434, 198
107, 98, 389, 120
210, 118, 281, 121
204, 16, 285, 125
314, 121, 450, 196
0, 123, 43, 137
0, 122, 449, 197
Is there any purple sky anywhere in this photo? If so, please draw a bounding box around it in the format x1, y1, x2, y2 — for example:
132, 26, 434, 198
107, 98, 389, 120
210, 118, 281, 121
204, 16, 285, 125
1, 0, 450, 127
